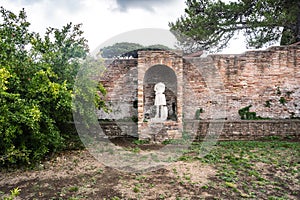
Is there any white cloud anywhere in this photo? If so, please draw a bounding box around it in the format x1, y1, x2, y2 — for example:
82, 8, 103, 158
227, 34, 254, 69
114, 0, 179, 12
1, 0, 251, 54
2, 0, 187, 51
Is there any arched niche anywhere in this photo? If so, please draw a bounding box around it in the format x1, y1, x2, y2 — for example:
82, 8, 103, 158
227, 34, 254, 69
143, 65, 177, 121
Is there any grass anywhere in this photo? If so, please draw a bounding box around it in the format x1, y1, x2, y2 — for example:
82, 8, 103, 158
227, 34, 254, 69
114, 140, 298, 199
178, 140, 300, 198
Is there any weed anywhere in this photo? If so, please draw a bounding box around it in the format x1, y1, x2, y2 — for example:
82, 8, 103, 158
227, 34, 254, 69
73, 159, 79, 166
125, 147, 141, 153
178, 155, 193, 161
172, 168, 178, 174
182, 131, 192, 141
219, 169, 238, 182
279, 97, 286, 105
225, 182, 237, 188
96, 168, 103, 174
2, 187, 21, 200
162, 139, 186, 145
248, 170, 260, 177
264, 100, 272, 108
90, 177, 97, 185
276, 86, 281, 95
133, 184, 141, 193
68, 186, 79, 192
176, 140, 300, 198
195, 108, 204, 120
201, 185, 209, 189
183, 174, 191, 181
135, 175, 146, 181
131, 116, 138, 123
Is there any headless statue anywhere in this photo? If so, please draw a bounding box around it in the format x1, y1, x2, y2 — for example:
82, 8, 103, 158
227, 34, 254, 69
154, 82, 168, 121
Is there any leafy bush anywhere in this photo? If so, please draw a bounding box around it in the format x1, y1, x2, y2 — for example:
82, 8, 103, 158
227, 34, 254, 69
238, 105, 268, 120
0, 7, 97, 166
194, 108, 204, 120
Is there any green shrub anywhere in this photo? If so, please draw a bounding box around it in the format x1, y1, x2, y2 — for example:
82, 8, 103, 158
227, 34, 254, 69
0, 7, 103, 166
238, 105, 268, 120
194, 108, 204, 120
279, 97, 286, 105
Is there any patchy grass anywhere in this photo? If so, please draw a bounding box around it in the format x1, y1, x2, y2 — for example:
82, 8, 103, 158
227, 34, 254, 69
186, 141, 300, 199
0, 140, 299, 199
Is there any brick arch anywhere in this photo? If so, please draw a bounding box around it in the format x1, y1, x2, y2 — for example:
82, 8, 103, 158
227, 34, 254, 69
137, 50, 183, 139
143, 64, 178, 121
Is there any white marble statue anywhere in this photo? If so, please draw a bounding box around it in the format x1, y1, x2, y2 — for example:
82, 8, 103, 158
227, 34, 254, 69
153, 82, 168, 121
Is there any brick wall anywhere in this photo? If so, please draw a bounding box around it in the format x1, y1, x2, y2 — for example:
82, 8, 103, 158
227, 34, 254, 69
184, 120, 300, 141
183, 45, 300, 120
97, 46, 300, 140
95, 120, 300, 141
97, 59, 138, 119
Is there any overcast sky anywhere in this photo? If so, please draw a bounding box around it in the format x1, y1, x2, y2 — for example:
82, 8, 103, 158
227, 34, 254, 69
2, 0, 248, 54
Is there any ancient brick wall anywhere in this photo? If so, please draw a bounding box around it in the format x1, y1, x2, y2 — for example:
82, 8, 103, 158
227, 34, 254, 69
184, 120, 300, 141
97, 46, 300, 140
97, 59, 138, 120
183, 46, 300, 120
96, 120, 300, 140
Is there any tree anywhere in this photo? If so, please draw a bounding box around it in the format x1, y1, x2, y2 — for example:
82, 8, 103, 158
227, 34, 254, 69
100, 42, 143, 58
169, 0, 300, 52
100, 42, 171, 58
147, 44, 171, 50
0, 7, 91, 166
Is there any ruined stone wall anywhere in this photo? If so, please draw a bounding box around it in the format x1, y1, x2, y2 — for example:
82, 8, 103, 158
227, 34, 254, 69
97, 59, 138, 120
97, 46, 300, 139
93, 120, 300, 140
183, 46, 300, 120
184, 120, 300, 141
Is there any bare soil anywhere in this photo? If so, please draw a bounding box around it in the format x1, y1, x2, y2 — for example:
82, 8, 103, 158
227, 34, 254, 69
0, 149, 217, 199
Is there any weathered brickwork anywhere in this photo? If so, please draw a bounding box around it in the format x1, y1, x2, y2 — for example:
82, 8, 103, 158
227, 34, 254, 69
183, 46, 300, 120
96, 120, 300, 140
98, 45, 300, 140
98, 59, 138, 119
184, 120, 300, 141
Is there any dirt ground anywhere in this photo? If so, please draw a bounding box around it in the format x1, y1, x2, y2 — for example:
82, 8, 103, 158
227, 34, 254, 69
0, 149, 218, 199
0, 140, 299, 199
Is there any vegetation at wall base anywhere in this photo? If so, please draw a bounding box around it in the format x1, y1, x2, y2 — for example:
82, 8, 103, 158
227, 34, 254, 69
238, 105, 269, 120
